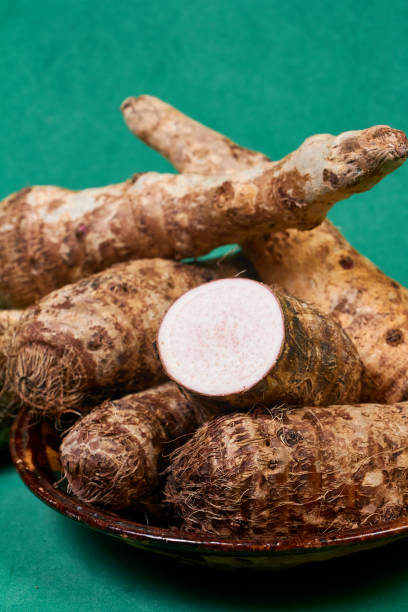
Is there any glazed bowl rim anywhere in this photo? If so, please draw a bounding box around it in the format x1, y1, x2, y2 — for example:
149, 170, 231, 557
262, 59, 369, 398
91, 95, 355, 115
9, 406, 408, 556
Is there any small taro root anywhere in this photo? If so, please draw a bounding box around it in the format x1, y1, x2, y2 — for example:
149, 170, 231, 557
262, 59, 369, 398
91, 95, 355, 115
7, 258, 233, 420
165, 405, 408, 538
125, 96, 408, 404
1, 105, 407, 307
0, 310, 23, 448
158, 277, 362, 407
60, 382, 214, 510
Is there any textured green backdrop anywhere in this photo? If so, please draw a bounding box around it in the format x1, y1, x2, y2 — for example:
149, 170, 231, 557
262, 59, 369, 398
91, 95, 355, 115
2, 0, 408, 610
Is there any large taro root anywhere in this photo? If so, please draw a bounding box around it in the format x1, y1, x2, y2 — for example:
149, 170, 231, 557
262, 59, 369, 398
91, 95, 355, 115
1, 102, 406, 306
165, 405, 408, 538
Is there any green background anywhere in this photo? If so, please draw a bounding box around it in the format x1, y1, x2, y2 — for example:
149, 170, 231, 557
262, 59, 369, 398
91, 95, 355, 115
1, 0, 408, 609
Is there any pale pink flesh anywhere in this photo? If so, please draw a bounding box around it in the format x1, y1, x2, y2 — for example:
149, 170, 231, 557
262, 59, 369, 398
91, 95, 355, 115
157, 278, 285, 397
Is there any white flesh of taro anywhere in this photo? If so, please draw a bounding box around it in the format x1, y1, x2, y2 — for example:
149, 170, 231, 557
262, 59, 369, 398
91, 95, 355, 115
158, 278, 285, 397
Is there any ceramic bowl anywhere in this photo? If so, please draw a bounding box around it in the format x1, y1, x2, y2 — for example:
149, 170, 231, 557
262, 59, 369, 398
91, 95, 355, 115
10, 406, 408, 571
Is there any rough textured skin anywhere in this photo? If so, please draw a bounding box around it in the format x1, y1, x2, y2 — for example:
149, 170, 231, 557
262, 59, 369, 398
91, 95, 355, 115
2, 121, 407, 307
121, 95, 270, 174
0, 310, 22, 334
165, 405, 408, 538
161, 285, 363, 407
236, 289, 363, 407
6, 259, 227, 418
60, 382, 213, 510
126, 97, 408, 404
246, 222, 408, 403
0, 310, 23, 448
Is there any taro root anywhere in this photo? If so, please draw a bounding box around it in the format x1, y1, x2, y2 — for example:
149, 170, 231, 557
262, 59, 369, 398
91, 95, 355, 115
121, 94, 270, 175
1, 102, 406, 307
165, 405, 408, 538
7, 258, 236, 419
158, 277, 362, 408
246, 222, 408, 403
60, 382, 214, 510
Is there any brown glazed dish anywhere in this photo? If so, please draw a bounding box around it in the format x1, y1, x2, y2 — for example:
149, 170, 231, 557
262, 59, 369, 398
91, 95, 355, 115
10, 406, 408, 571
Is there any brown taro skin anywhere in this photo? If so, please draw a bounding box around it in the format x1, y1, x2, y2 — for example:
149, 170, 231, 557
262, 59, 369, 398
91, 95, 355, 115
121, 95, 270, 175
0, 309, 23, 380
165, 405, 408, 539
1, 122, 407, 308
60, 382, 214, 511
0, 309, 23, 448
159, 283, 363, 408
246, 220, 408, 403
123, 97, 408, 405
6, 258, 226, 419
232, 289, 363, 408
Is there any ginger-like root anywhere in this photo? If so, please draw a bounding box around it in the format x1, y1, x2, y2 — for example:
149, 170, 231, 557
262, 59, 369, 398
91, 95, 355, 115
158, 278, 362, 407
6, 259, 236, 419
121, 95, 270, 175
1, 106, 406, 307
123, 96, 408, 403
165, 405, 408, 538
60, 382, 214, 511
